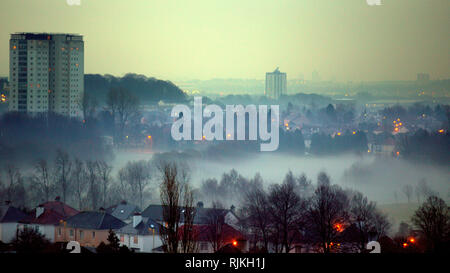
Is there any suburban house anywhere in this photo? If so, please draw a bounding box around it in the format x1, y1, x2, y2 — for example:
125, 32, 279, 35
18, 197, 79, 242
368, 132, 396, 156
0, 201, 30, 243
141, 202, 246, 253
115, 212, 165, 252
55, 210, 126, 248
141, 202, 241, 229
179, 223, 248, 253
106, 200, 141, 224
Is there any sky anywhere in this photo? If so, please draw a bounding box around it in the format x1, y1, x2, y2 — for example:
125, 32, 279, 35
0, 0, 449, 82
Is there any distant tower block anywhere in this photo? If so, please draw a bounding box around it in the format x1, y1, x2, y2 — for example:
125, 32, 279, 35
265, 67, 287, 99
9, 33, 84, 117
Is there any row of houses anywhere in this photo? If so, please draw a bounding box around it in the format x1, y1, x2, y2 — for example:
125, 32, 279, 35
0, 198, 245, 253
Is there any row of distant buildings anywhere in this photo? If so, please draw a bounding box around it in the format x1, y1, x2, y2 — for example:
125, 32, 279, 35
5, 32, 286, 118
0, 199, 245, 253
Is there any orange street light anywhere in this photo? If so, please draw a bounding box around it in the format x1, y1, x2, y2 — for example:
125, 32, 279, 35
409, 238, 415, 243
147, 135, 152, 139
232, 240, 238, 247
403, 243, 408, 248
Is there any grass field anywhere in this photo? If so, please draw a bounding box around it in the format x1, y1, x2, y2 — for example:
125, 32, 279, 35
378, 202, 421, 230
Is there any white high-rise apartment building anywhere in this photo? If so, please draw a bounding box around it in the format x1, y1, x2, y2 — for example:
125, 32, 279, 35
9, 33, 84, 117
265, 67, 286, 100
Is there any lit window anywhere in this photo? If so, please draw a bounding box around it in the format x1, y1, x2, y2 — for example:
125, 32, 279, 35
133, 236, 138, 244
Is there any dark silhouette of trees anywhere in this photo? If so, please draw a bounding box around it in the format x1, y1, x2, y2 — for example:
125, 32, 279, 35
85, 73, 187, 104
119, 160, 151, 209
180, 183, 198, 253
306, 172, 350, 253
106, 87, 139, 144
96, 229, 132, 253
159, 162, 181, 253
411, 196, 449, 253
54, 149, 72, 203
86, 161, 100, 210
71, 158, 87, 210
32, 159, 53, 202
96, 160, 112, 208
0, 112, 112, 166
402, 184, 413, 203
242, 185, 271, 251
80, 91, 98, 123
310, 131, 368, 155
204, 201, 227, 253
348, 191, 390, 252
12, 227, 50, 253
267, 172, 305, 253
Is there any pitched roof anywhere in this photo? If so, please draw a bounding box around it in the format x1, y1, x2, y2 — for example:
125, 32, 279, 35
39, 201, 79, 218
63, 211, 126, 230
23, 209, 65, 225
141, 204, 164, 222
106, 202, 141, 221
0, 205, 30, 223
116, 217, 165, 236
142, 204, 236, 225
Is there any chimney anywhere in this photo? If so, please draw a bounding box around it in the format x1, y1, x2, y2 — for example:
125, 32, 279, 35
55, 196, 61, 201
36, 205, 45, 218
133, 212, 142, 228
197, 201, 204, 209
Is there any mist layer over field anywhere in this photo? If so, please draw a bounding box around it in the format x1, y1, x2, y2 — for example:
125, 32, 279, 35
113, 151, 450, 205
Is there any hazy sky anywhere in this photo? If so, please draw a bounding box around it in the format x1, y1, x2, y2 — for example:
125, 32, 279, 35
0, 0, 449, 81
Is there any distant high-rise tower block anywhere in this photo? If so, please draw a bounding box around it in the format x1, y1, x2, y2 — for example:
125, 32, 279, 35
265, 67, 286, 99
9, 33, 84, 117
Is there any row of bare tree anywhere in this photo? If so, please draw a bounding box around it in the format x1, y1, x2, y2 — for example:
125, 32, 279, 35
401, 178, 436, 203
240, 171, 391, 253
0, 149, 156, 211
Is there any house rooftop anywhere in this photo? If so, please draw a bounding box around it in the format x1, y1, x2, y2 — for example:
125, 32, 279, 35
62, 211, 126, 230
21, 209, 65, 225
0, 204, 30, 223
39, 199, 79, 218
106, 201, 141, 221
142, 204, 237, 225
116, 217, 165, 236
